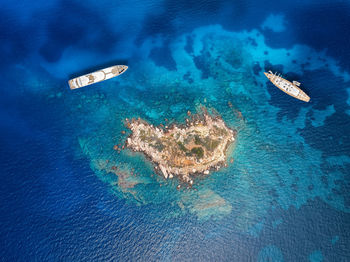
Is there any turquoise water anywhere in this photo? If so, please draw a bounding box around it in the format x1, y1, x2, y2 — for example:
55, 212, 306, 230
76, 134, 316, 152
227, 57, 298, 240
1, 0, 350, 261
77, 26, 349, 218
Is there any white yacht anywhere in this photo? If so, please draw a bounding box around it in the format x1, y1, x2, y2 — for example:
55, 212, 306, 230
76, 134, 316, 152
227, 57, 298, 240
69, 65, 128, 89
264, 71, 310, 102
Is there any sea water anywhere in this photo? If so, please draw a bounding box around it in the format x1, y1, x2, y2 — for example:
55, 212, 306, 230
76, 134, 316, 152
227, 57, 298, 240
1, 0, 350, 261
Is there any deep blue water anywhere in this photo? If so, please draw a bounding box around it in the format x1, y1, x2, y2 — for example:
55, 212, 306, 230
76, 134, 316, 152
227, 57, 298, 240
1, 0, 350, 261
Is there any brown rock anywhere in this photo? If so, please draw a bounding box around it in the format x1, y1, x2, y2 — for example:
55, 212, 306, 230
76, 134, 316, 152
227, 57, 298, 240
126, 107, 236, 182
236, 110, 243, 119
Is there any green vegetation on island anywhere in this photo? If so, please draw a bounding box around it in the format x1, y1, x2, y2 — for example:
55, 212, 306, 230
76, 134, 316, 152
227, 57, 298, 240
126, 107, 236, 184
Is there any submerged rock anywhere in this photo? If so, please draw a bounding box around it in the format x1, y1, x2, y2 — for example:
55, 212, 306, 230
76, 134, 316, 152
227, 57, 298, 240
182, 188, 232, 220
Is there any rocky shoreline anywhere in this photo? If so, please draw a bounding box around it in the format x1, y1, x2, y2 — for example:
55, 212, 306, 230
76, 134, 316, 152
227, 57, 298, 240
125, 108, 236, 184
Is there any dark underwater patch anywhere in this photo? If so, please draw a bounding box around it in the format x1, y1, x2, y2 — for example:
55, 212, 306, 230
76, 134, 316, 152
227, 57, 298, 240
183, 71, 194, 84
149, 41, 176, 71
253, 62, 262, 76
193, 52, 211, 79
184, 35, 194, 54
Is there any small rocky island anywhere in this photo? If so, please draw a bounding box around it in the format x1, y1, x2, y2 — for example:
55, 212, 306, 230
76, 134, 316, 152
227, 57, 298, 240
125, 108, 236, 184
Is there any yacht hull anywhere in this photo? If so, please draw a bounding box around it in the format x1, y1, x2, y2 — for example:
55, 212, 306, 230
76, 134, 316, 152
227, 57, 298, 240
69, 65, 128, 89
264, 72, 310, 102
